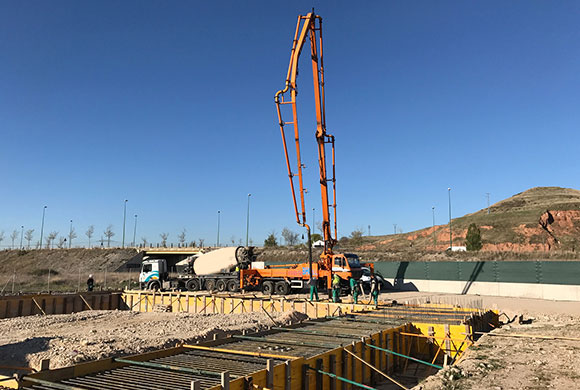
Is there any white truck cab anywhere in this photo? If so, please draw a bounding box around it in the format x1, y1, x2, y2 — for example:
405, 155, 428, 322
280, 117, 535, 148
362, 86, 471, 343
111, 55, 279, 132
139, 258, 168, 290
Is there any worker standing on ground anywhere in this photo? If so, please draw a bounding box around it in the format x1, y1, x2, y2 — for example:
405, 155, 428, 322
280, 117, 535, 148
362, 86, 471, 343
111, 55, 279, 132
309, 276, 319, 302
370, 275, 379, 307
332, 274, 341, 303
349, 276, 359, 304
87, 274, 94, 292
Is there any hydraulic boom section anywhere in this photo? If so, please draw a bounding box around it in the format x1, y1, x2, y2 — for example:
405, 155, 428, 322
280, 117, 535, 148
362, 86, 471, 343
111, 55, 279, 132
275, 12, 338, 257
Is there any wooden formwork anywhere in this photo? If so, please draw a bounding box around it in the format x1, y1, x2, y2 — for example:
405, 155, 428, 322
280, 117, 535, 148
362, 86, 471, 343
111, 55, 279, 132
0, 292, 121, 319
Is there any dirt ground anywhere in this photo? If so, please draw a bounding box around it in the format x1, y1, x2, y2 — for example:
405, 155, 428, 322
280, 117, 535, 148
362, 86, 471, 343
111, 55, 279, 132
378, 291, 580, 390
0, 310, 306, 373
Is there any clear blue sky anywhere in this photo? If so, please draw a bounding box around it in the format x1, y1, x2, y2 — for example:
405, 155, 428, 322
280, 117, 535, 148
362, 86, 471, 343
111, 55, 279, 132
1, 1, 579, 248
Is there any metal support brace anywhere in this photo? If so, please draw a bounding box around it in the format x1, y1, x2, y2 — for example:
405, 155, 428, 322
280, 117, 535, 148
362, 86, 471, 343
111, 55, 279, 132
329, 354, 336, 390
302, 364, 310, 390
360, 337, 366, 384
267, 359, 274, 389
340, 348, 347, 390
315, 359, 323, 390
222, 371, 230, 390
285, 360, 292, 390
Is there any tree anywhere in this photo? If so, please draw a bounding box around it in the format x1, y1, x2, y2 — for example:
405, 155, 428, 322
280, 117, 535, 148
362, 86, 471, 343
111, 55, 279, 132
349, 228, 364, 246
57, 236, 67, 249
230, 236, 235, 245
104, 225, 115, 247
86, 225, 94, 248
178, 229, 186, 247
10, 230, 19, 249
68, 227, 77, 248
160, 233, 169, 247
47, 231, 58, 249
0, 231, 4, 248
24, 229, 34, 249
264, 232, 278, 247
281, 228, 300, 246
199, 238, 205, 248
311, 233, 323, 243
466, 223, 483, 251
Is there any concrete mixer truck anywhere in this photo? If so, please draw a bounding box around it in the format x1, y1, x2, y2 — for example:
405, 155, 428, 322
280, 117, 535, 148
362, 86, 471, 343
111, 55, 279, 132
139, 246, 364, 294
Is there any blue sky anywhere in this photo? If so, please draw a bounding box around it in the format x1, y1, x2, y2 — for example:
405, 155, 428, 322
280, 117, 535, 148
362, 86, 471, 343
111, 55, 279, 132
1, 1, 579, 248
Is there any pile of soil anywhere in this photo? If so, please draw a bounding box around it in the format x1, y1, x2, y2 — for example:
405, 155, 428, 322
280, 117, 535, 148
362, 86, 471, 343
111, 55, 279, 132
0, 310, 307, 371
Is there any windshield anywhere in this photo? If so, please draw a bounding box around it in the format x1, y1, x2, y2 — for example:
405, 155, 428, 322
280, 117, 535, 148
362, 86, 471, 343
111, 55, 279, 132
345, 254, 360, 268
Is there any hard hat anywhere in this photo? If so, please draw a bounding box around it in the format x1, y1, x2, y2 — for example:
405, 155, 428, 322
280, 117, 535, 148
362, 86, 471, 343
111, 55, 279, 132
89, 274, 93, 278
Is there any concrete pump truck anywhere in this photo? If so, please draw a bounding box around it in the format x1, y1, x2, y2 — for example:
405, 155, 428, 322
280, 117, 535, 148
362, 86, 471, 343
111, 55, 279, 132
272, 11, 369, 293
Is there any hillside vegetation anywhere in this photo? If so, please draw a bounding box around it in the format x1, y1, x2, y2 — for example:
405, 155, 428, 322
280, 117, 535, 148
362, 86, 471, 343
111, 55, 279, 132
354, 186, 580, 256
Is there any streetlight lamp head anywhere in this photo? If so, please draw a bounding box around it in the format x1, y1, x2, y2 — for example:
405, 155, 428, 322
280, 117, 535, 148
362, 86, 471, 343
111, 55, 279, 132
248, 193, 251, 197
447, 188, 451, 191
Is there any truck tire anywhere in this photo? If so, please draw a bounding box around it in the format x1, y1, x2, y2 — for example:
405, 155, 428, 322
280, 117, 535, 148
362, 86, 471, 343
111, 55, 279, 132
205, 279, 216, 291
186, 279, 200, 291
216, 279, 227, 292
274, 281, 290, 295
148, 281, 161, 291
262, 281, 274, 295
227, 279, 239, 292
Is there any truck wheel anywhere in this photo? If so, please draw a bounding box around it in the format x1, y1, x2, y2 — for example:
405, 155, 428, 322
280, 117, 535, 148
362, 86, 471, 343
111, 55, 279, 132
227, 279, 239, 292
186, 279, 200, 291
274, 281, 290, 295
216, 280, 227, 292
262, 281, 274, 295
148, 281, 160, 291
205, 279, 216, 291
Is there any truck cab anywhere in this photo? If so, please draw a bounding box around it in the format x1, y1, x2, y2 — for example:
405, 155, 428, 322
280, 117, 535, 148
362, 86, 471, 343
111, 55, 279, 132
331, 253, 363, 280
139, 258, 168, 290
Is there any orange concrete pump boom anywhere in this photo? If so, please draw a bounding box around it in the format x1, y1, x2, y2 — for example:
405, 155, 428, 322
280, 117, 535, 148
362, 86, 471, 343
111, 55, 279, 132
275, 12, 338, 256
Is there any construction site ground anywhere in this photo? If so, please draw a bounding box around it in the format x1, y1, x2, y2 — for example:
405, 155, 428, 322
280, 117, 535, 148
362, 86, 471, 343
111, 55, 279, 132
2, 290, 580, 389
0, 309, 306, 374
386, 291, 580, 390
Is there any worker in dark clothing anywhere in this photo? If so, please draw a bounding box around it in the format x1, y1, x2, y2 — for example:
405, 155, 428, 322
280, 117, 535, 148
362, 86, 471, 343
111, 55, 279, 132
349, 276, 359, 304
87, 274, 94, 292
309, 276, 319, 302
370, 275, 379, 307
332, 274, 341, 303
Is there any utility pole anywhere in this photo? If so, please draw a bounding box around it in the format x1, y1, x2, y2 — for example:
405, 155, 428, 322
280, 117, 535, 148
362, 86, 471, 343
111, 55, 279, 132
368, 225, 371, 236
69, 220, 73, 248
393, 224, 397, 235
486, 193, 490, 215
312, 208, 315, 234
20, 226, 24, 249
448, 188, 452, 249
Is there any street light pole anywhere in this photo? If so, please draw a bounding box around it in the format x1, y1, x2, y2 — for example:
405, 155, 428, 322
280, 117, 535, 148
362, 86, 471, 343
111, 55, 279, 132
217, 210, 221, 247
432, 207, 436, 250
133, 214, 138, 247
448, 188, 452, 250
20, 225, 24, 249
40, 206, 47, 249
312, 208, 315, 235
245, 194, 251, 246
69, 220, 73, 249
122, 199, 128, 248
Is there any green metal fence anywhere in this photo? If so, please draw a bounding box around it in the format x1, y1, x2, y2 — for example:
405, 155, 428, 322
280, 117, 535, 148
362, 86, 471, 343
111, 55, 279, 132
373, 261, 580, 286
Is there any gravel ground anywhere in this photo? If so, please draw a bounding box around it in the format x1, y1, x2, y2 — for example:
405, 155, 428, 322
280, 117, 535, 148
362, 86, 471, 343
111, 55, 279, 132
0, 310, 307, 372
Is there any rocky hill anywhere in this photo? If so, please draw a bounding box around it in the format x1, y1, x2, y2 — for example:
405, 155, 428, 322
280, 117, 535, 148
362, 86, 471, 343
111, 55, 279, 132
360, 187, 580, 254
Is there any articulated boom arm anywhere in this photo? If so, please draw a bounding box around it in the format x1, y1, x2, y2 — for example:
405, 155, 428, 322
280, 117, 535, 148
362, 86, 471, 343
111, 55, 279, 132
275, 12, 338, 254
